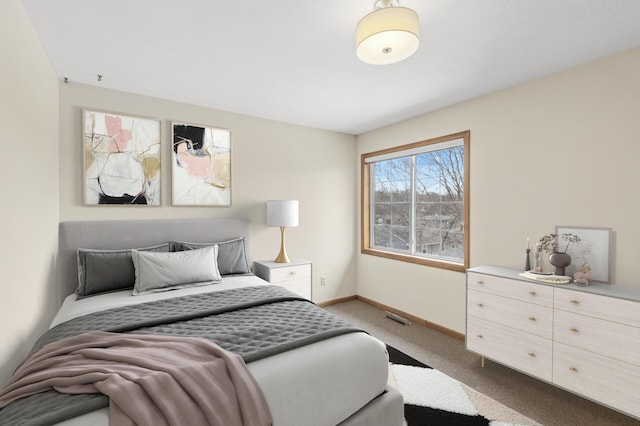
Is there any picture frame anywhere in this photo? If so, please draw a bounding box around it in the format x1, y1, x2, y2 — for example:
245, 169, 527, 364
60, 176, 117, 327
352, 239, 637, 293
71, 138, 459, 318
555, 225, 612, 283
171, 121, 231, 206
83, 109, 161, 206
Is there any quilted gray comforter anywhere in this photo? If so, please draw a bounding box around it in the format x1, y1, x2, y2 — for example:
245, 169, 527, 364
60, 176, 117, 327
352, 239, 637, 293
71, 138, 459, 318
0, 285, 362, 426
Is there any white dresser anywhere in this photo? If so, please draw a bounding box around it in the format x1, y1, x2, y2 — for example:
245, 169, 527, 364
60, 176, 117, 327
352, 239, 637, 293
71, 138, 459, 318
254, 259, 312, 301
466, 265, 640, 420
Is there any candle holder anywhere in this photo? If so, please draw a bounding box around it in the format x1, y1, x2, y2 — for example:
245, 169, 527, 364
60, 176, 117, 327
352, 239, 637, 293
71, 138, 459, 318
525, 248, 531, 271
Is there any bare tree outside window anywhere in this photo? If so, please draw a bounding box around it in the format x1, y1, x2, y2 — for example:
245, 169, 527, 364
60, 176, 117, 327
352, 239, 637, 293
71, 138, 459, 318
414, 146, 464, 260
372, 157, 411, 252
362, 131, 469, 271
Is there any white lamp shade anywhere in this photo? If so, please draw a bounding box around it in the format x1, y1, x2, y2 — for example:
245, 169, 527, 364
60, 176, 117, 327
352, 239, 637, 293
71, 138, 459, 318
267, 200, 299, 227
356, 6, 420, 65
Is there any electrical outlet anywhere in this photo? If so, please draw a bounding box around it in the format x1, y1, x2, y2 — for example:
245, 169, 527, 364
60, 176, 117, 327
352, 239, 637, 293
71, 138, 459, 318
320, 276, 327, 286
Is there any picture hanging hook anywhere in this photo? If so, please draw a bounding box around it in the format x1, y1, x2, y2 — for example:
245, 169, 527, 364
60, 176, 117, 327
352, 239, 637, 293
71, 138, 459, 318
97, 74, 103, 82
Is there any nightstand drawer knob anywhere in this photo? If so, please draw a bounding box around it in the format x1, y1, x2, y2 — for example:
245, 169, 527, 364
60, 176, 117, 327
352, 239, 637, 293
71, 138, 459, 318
570, 300, 580, 305
477, 303, 484, 308
528, 352, 536, 358
529, 291, 537, 296
477, 334, 484, 339
476, 281, 484, 285
569, 367, 579, 373
528, 317, 536, 322
289, 271, 297, 275
570, 327, 579, 333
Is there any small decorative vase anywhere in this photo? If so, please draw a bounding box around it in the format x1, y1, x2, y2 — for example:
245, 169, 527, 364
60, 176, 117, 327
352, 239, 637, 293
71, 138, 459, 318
533, 251, 541, 272
549, 252, 571, 276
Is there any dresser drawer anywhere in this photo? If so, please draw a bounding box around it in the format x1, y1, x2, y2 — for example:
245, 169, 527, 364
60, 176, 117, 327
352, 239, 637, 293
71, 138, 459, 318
468, 290, 552, 338
268, 264, 311, 283
467, 317, 552, 381
554, 342, 640, 419
554, 310, 640, 367
467, 272, 553, 307
555, 288, 640, 327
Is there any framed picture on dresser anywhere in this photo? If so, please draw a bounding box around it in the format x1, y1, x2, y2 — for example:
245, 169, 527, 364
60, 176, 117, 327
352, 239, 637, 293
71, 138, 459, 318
171, 121, 231, 206
555, 225, 612, 283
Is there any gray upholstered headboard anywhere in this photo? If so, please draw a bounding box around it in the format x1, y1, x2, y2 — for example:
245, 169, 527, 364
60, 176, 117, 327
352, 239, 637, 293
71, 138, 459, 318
57, 218, 252, 305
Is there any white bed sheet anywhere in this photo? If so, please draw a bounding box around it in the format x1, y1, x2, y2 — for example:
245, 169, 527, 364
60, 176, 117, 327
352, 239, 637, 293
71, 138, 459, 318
49, 277, 389, 426
50, 275, 267, 328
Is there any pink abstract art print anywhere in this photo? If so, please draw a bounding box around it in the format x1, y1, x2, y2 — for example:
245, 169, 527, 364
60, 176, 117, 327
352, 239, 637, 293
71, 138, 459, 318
171, 122, 231, 206
83, 110, 161, 205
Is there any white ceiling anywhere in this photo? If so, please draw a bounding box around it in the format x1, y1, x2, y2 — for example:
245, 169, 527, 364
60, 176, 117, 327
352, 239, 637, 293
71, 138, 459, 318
23, 0, 640, 135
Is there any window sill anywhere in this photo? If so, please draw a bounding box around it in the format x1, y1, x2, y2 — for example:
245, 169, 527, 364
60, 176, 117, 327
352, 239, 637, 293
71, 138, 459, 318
361, 247, 467, 272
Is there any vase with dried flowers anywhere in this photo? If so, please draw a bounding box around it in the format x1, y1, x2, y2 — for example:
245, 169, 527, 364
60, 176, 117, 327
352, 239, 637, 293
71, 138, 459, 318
536, 233, 581, 276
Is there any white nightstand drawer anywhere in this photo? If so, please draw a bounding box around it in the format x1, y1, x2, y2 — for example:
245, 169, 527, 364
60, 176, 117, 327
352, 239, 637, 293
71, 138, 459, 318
253, 259, 312, 301
554, 342, 640, 419
468, 290, 552, 338
269, 264, 311, 283
554, 309, 640, 366
467, 272, 553, 307
467, 316, 552, 381
555, 288, 640, 327
280, 278, 312, 300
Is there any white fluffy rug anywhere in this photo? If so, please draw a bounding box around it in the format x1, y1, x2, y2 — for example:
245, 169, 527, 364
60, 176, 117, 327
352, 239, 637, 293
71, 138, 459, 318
387, 345, 542, 426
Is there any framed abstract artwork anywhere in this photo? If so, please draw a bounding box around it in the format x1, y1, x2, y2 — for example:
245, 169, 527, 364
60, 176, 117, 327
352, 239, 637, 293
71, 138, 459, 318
83, 109, 161, 205
555, 225, 612, 283
171, 122, 231, 206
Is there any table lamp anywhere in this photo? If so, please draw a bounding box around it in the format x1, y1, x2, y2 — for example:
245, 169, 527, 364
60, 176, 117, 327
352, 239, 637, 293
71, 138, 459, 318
267, 200, 299, 263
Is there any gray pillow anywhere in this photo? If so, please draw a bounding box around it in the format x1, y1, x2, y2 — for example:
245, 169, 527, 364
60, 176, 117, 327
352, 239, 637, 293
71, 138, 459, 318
176, 237, 251, 275
77, 243, 173, 298
131, 245, 222, 295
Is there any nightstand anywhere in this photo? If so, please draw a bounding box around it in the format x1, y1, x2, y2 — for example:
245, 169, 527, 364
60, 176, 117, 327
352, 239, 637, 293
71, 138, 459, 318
253, 259, 312, 301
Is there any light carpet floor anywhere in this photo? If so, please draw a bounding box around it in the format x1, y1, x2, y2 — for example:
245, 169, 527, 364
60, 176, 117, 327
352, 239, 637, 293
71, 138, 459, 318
324, 299, 639, 426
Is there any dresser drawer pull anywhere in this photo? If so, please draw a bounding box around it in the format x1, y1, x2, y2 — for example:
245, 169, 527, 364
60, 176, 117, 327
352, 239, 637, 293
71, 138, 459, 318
528, 352, 536, 358
570, 327, 579, 333
570, 300, 580, 305
477, 303, 484, 308
477, 334, 484, 339
476, 280, 484, 286
569, 367, 579, 373
529, 291, 537, 296
289, 271, 297, 275
528, 317, 537, 322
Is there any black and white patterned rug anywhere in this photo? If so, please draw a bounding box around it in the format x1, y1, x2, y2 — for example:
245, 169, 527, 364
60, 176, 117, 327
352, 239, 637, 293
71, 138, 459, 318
387, 345, 541, 426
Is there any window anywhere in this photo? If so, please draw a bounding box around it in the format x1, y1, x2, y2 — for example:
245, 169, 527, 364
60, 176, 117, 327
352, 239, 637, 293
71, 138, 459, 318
361, 131, 469, 272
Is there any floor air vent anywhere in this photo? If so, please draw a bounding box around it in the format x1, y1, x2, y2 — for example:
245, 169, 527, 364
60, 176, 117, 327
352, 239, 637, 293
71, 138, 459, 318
385, 311, 411, 326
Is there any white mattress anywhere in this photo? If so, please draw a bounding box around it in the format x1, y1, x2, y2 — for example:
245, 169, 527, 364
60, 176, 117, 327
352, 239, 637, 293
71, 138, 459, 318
50, 277, 389, 426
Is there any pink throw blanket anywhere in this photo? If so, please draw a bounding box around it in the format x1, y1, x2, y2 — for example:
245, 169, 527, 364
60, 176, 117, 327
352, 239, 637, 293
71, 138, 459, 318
0, 331, 272, 426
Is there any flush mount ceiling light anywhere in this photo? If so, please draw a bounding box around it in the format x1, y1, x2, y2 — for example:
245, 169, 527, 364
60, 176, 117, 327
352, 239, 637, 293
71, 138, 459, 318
356, 0, 420, 65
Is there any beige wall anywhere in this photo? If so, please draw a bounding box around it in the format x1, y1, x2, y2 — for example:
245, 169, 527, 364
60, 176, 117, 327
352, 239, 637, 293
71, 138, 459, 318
0, 1, 59, 384
356, 48, 640, 333
59, 83, 358, 304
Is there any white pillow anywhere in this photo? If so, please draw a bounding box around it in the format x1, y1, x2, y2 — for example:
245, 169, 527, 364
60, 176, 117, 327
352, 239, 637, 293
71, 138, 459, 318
131, 245, 221, 295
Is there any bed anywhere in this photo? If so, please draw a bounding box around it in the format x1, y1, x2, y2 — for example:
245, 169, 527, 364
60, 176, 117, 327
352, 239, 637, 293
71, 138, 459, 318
0, 218, 403, 426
